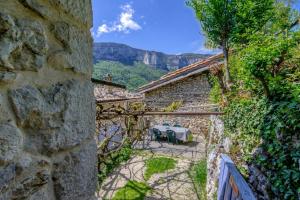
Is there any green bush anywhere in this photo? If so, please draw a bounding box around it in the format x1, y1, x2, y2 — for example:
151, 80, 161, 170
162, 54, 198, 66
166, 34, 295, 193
163, 101, 183, 112
255, 96, 300, 199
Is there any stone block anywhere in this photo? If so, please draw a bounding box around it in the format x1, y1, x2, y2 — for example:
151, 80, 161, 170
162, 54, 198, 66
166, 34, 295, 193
52, 140, 97, 200
0, 71, 17, 83
0, 12, 48, 71
0, 123, 23, 165
0, 93, 11, 123
49, 0, 92, 26
8, 153, 52, 199
18, 0, 52, 19
9, 80, 95, 154
0, 164, 16, 195
49, 22, 92, 75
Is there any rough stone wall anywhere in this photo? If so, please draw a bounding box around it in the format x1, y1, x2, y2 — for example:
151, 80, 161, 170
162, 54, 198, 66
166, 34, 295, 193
0, 1, 97, 200
206, 115, 228, 200
144, 74, 211, 109
145, 74, 213, 136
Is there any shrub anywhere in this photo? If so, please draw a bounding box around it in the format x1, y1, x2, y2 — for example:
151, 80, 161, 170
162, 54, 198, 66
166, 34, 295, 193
163, 101, 183, 112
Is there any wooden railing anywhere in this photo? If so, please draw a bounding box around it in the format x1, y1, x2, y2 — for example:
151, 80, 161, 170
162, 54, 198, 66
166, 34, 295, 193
218, 154, 256, 200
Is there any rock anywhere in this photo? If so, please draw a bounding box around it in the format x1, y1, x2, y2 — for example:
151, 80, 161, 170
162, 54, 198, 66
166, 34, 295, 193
12, 170, 50, 199
0, 93, 11, 123
9, 80, 95, 154
0, 164, 16, 193
0, 12, 15, 35
0, 13, 48, 71
18, 0, 51, 18
0, 71, 16, 82
5, 153, 52, 199
52, 140, 97, 200
222, 137, 232, 153
0, 123, 22, 165
93, 42, 210, 70
50, 0, 92, 26
49, 22, 92, 75
18, 19, 48, 55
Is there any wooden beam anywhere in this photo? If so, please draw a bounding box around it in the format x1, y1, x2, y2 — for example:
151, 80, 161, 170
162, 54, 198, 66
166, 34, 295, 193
96, 97, 143, 103
98, 111, 223, 116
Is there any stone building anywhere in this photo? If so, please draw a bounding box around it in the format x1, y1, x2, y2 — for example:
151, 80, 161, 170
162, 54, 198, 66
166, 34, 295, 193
93, 77, 141, 104
0, 1, 96, 200
138, 54, 223, 136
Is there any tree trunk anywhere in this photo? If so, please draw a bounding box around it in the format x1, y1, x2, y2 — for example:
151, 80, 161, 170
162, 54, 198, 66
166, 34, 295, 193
223, 46, 231, 90
258, 76, 271, 99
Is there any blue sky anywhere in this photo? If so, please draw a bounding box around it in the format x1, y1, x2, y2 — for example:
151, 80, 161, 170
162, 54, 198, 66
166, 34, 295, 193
91, 0, 217, 55
91, 0, 300, 55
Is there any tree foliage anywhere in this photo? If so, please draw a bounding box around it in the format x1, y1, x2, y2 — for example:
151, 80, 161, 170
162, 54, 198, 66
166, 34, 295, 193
205, 0, 300, 199
187, 0, 274, 89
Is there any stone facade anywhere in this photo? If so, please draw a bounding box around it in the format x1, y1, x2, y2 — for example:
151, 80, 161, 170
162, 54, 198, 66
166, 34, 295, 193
0, 1, 96, 200
144, 73, 213, 135
144, 74, 211, 109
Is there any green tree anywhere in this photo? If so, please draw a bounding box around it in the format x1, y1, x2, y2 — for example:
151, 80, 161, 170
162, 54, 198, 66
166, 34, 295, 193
187, 0, 273, 89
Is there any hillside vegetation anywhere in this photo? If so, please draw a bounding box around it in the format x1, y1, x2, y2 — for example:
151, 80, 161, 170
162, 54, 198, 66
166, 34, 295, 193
189, 0, 300, 198
92, 61, 167, 91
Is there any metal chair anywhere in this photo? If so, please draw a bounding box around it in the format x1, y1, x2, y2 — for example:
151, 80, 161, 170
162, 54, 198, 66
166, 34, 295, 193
166, 130, 178, 145
153, 128, 162, 141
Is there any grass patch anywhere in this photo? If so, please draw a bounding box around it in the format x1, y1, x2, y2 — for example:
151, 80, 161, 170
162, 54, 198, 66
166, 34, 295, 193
189, 160, 207, 200
112, 180, 151, 200
144, 157, 177, 180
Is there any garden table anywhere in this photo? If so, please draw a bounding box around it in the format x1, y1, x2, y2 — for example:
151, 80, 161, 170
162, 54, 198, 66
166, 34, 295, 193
152, 125, 191, 142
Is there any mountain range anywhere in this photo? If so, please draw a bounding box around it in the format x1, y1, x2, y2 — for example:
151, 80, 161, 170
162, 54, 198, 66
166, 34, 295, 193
93, 42, 211, 71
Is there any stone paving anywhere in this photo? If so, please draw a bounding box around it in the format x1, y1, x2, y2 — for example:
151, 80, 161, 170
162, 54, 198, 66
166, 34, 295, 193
134, 134, 206, 160
97, 134, 206, 200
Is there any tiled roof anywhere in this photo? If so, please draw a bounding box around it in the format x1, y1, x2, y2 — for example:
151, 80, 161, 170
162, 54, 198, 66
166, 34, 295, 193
91, 78, 126, 89
137, 53, 223, 93
94, 85, 143, 102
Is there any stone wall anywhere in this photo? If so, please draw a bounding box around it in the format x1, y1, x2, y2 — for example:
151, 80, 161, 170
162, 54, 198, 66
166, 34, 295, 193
144, 74, 211, 109
0, 1, 96, 200
144, 73, 213, 136
206, 115, 228, 200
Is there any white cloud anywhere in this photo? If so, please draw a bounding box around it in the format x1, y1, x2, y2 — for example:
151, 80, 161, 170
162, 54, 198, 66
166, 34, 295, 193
96, 4, 141, 37
190, 40, 221, 54
196, 47, 221, 54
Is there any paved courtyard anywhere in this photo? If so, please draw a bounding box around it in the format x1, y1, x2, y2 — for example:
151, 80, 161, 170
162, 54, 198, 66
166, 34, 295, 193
97, 133, 206, 199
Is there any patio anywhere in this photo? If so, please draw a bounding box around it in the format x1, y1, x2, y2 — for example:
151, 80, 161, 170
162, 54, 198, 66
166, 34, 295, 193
134, 133, 206, 160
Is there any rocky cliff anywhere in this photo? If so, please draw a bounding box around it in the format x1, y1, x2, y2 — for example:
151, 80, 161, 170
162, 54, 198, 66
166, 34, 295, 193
93, 42, 211, 71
